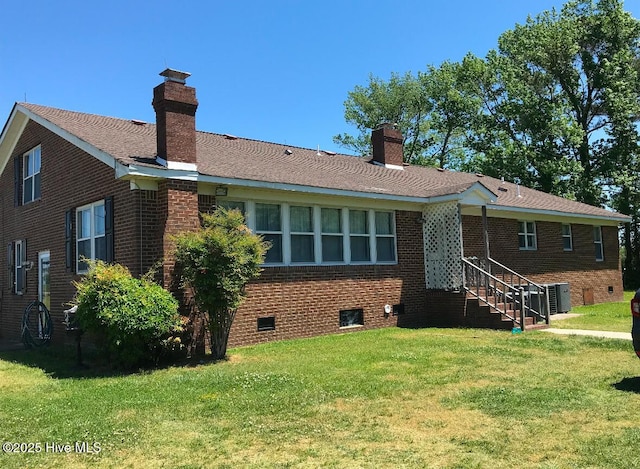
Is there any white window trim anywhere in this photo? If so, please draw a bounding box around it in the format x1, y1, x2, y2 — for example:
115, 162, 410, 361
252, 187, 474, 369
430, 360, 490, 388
254, 202, 284, 264
321, 207, 345, 263
562, 223, 573, 252
228, 199, 398, 267
518, 220, 537, 251
375, 211, 397, 262
289, 205, 315, 264
594, 226, 604, 262
348, 209, 373, 264
76, 201, 106, 273
23, 145, 41, 204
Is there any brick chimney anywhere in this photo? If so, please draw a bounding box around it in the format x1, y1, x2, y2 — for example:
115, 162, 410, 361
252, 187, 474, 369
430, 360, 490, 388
152, 68, 198, 170
371, 123, 404, 169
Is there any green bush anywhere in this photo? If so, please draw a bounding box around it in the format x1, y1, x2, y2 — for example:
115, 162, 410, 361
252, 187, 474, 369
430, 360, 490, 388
174, 208, 267, 359
73, 261, 183, 368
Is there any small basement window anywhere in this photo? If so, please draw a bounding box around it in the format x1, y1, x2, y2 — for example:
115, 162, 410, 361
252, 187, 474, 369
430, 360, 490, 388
393, 303, 405, 316
257, 316, 276, 331
340, 308, 364, 328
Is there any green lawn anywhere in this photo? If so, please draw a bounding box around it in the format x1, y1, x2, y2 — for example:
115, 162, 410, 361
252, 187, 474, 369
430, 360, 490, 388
550, 290, 634, 332
1, 326, 640, 468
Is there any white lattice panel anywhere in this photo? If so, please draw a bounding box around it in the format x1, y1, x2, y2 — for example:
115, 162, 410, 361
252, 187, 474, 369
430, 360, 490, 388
423, 202, 463, 289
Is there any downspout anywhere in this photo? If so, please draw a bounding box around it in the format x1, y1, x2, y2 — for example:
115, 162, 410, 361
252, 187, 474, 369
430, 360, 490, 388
482, 205, 490, 260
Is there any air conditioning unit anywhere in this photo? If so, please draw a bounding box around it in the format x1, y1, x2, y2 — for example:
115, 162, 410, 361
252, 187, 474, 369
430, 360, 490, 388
523, 283, 571, 315
553, 282, 571, 313
541, 283, 571, 314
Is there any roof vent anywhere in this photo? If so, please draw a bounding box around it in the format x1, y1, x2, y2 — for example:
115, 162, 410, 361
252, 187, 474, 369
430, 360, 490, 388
159, 68, 191, 84
131, 119, 146, 126
437, 168, 445, 172
223, 134, 238, 140
476, 173, 484, 177
285, 149, 293, 155
498, 187, 508, 192
324, 150, 337, 156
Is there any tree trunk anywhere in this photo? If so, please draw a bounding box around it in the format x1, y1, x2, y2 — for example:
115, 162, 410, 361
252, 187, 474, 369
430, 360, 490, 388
209, 308, 237, 360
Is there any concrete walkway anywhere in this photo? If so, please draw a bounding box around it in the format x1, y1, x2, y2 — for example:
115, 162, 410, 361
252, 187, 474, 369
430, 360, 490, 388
542, 328, 632, 340
540, 313, 632, 340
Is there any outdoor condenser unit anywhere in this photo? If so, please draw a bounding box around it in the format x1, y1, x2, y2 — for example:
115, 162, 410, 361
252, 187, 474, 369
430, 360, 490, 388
552, 282, 571, 313
527, 283, 571, 315
543, 283, 571, 314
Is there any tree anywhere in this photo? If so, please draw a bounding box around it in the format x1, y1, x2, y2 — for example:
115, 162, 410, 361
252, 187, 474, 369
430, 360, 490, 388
333, 72, 428, 163
337, 0, 640, 285
174, 208, 268, 360
469, 0, 640, 206
471, 0, 640, 285
333, 65, 480, 169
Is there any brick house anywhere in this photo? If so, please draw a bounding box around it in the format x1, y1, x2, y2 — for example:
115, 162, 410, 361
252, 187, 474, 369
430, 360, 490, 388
0, 69, 630, 348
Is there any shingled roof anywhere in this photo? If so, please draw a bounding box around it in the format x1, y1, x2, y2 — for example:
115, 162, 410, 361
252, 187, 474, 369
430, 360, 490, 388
12, 103, 630, 223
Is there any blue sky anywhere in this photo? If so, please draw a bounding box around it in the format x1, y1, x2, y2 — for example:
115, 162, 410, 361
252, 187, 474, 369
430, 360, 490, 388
2, 0, 639, 155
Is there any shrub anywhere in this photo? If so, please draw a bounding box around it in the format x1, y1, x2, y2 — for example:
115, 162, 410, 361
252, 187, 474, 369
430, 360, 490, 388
174, 208, 267, 359
73, 261, 182, 368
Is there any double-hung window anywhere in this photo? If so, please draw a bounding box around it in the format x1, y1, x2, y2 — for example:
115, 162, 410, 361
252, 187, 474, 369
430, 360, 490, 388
594, 226, 604, 261
518, 221, 537, 250
221, 200, 397, 266
23, 146, 41, 204
375, 212, 396, 261
256, 203, 283, 264
76, 201, 106, 273
349, 210, 370, 262
321, 208, 344, 262
562, 224, 573, 251
290, 206, 314, 263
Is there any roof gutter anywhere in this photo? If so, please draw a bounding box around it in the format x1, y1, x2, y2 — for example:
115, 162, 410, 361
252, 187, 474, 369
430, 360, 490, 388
486, 203, 631, 224
122, 164, 495, 206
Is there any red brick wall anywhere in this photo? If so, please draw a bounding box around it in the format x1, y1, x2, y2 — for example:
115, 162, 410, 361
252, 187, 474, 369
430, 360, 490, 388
227, 210, 426, 347
157, 180, 199, 290
0, 121, 142, 344
462, 215, 623, 306
139, 190, 162, 276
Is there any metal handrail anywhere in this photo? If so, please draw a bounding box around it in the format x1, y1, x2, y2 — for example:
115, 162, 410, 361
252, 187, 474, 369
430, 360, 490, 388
462, 258, 549, 328
486, 257, 546, 292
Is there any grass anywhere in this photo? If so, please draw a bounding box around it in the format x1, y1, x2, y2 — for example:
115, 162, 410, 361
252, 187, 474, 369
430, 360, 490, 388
1, 326, 640, 468
550, 290, 634, 332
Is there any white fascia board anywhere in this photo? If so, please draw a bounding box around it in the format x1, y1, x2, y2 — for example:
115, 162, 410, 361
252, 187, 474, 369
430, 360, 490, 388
485, 204, 630, 225
211, 185, 420, 211
197, 174, 476, 205
118, 163, 484, 205
0, 107, 27, 175
14, 105, 118, 170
